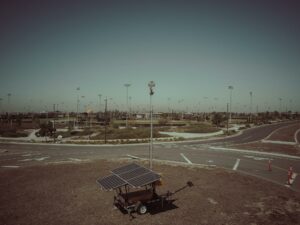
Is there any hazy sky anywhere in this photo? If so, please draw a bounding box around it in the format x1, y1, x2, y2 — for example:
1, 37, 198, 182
0, 0, 299, 113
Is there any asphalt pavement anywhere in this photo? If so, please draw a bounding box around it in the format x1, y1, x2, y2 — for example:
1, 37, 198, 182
0, 121, 299, 192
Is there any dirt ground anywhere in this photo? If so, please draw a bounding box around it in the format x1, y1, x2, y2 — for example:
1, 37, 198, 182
1, 160, 300, 225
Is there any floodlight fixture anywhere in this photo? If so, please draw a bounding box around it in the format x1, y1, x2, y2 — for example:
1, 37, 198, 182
148, 81, 155, 95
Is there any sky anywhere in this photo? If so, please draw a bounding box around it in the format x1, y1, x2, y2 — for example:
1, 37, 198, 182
0, 0, 299, 113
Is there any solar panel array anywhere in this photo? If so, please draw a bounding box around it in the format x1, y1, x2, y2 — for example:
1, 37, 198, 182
97, 163, 161, 191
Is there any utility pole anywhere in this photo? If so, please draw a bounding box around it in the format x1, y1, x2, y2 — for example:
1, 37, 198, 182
279, 98, 282, 118
76, 87, 80, 128
249, 91, 253, 123
124, 83, 131, 128
148, 81, 155, 169
98, 94, 102, 112
104, 97, 108, 144
0, 98, 2, 117
227, 103, 229, 135
228, 86, 233, 123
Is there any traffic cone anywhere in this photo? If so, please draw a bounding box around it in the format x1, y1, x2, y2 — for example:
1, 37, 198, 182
268, 160, 272, 172
287, 166, 293, 185
289, 166, 293, 178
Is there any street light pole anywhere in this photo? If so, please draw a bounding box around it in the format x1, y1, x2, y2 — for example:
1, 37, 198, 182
124, 84, 131, 128
7, 93, 11, 113
98, 94, 102, 112
104, 97, 108, 144
7, 93, 12, 128
76, 87, 80, 128
129, 96, 132, 119
249, 91, 253, 123
228, 86, 233, 123
148, 81, 155, 169
279, 98, 282, 117
0, 98, 3, 114
227, 103, 229, 135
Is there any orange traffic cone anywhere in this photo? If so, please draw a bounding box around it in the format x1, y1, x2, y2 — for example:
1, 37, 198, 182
289, 166, 293, 177
287, 166, 293, 185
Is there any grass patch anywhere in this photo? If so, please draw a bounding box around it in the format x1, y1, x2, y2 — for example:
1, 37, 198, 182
170, 123, 220, 133
91, 127, 169, 140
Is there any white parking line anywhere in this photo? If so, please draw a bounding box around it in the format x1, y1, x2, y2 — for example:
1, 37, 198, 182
126, 154, 140, 159
232, 159, 240, 170
295, 129, 300, 144
180, 153, 192, 164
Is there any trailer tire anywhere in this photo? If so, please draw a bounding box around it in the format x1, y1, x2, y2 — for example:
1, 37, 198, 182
137, 204, 147, 215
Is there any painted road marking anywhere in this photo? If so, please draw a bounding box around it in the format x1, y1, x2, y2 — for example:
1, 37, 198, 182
233, 159, 240, 170
19, 159, 33, 162
1, 165, 20, 168
295, 129, 300, 144
285, 173, 298, 187
126, 154, 140, 159
180, 153, 192, 164
68, 158, 86, 162
244, 155, 270, 161
261, 139, 295, 145
34, 157, 49, 161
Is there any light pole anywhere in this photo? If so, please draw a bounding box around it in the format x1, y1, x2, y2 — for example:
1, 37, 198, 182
7, 93, 12, 128
289, 99, 292, 113
98, 94, 102, 112
178, 99, 184, 119
124, 83, 131, 128
7, 93, 11, 113
249, 91, 253, 123
228, 86, 234, 123
168, 97, 171, 120
129, 96, 132, 119
148, 81, 155, 169
0, 98, 2, 114
279, 98, 282, 116
76, 87, 80, 127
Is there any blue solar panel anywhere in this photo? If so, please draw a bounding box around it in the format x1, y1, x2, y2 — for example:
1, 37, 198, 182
97, 163, 161, 190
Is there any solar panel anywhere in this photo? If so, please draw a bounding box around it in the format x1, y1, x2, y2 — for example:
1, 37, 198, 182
97, 174, 127, 191
127, 172, 161, 188
119, 167, 149, 180
112, 163, 140, 175
97, 163, 161, 190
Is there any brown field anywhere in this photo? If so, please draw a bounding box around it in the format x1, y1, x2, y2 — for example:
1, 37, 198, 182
1, 160, 300, 225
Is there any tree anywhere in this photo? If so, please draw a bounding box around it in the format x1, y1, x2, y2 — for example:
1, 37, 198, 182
212, 113, 226, 127
37, 122, 56, 137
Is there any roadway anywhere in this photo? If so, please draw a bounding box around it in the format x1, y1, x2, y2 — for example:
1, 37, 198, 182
0, 121, 299, 192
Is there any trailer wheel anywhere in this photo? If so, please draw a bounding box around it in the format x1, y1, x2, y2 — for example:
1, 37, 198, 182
137, 204, 147, 215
